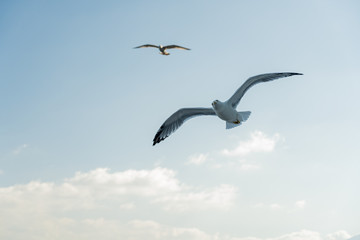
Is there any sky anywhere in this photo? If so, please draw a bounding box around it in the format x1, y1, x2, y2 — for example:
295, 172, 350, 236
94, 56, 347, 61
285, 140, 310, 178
0, 0, 360, 239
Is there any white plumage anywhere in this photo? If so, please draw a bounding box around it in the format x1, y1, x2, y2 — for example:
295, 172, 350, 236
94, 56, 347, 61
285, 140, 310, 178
153, 72, 303, 145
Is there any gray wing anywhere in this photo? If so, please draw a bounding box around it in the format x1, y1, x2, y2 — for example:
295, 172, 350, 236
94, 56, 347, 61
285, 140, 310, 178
153, 108, 216, 145
164, 45, 191, 50
134, 44, 159, 49
226, 72, 303, 108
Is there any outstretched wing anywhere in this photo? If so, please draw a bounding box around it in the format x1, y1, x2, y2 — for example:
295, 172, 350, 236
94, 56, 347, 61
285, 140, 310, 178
226, 72, 303, 108
153, 108, 216, 145
133, 44, 159, 49
164, 45, 191, 50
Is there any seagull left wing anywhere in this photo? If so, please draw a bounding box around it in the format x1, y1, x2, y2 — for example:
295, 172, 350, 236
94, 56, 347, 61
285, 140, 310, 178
226, 72, 303, 108
164, 45, 191, 50
153, 108, 215, 145
134, 44, 159, 49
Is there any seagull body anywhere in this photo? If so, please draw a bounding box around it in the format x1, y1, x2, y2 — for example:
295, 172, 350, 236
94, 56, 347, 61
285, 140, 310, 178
134, 44, 190, 55
152, 72, 303, 145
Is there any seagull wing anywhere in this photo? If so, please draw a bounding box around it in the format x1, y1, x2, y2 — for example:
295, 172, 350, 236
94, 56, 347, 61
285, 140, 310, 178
133, 44, 159, 49
153, 108, 216, 145
164, 45, 191, 50
226, 72, 303, 108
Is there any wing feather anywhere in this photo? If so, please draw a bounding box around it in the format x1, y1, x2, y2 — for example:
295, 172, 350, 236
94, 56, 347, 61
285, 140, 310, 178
164, 45, 191, 50
134, 44, 159, 49
153, 108, 215, 145
226, 72, 303, 108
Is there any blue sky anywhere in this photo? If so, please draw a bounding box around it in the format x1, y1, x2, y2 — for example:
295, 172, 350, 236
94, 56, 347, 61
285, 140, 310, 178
1, 1, 359, 239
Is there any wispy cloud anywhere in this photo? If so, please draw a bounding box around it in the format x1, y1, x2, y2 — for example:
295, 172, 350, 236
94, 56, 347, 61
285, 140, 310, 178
186, 153, 209, 165
12, 144, 29, 155
211, 161, 260, 171
222, 131, 280, 157
238, 163, 260, 171
253, 201, 308, 212
295, 200, 306, 209
190, 131, 281, 171
270, 203, 283, 210
156, 184, 236, 212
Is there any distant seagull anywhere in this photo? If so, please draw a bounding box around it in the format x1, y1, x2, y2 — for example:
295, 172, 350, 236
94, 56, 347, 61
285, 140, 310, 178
134, 44, 190, 55
153, 72, 303, 145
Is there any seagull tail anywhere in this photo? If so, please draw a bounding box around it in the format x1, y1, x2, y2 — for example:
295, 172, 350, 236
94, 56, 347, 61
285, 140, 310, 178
239, 111, 251, 122
226, 122, 240, 129
225, 111, 251, 129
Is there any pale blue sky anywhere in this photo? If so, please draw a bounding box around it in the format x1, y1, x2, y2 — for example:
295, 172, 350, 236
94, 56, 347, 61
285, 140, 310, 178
0, 1, 359, 239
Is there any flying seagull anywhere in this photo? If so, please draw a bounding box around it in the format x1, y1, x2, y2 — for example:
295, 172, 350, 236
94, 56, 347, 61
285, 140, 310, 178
134, 44, 190, 55
153, 72, 303, 145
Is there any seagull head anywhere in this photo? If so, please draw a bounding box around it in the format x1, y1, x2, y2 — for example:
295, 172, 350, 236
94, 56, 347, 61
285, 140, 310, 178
212, 100, 220, 108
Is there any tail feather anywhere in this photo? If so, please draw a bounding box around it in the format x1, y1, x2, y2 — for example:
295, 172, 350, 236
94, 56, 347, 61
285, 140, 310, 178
239, 111, 251, 121
225, 111, 251, 130
226, 122, 240, 129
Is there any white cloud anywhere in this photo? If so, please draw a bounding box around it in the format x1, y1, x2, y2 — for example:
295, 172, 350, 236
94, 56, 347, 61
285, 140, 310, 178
67, 167, 182, 197
0, 167, 237, 240
325, 231, 352, 240
156, 184, 236, 212
253, 203, 265, 208
253, 201, 309, 212
270, 203, 282, 210
0, 216, 351, 240
260, 230, 349, 240
12, 144, 28, 155
184, 131, 280, 170
228, 230, 349, 240
222, 131, 280, 157
127, 220, 214, 240
238, 163, 260, 171
0, 168, 352, 240
266, 230, 322, 240
295, 200, 306, 209
187, 153, 209, 165
0, 167, 236, 214
210, 161, 260, 171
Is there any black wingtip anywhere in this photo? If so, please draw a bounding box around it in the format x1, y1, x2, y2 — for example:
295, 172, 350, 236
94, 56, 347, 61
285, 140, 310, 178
152, 137, 166, 146
152, 126, 166, 146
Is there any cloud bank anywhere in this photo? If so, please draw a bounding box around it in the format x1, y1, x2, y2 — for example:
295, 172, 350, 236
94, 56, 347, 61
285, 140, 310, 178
0, 167, 236, 213
0, 167, 352, 240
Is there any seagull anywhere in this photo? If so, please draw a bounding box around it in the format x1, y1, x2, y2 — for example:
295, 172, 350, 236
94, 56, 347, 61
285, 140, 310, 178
134, 44, 190, 55
152, 72, 303, 145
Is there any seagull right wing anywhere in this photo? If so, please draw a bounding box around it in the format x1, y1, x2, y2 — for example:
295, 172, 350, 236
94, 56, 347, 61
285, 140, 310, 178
164, 45, 191, 50
153, 108, 216, 145
226, 72, 303, 109
133, 44, 159, 49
